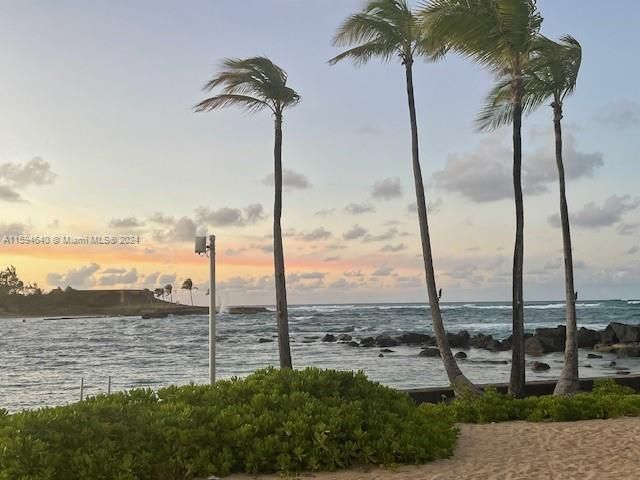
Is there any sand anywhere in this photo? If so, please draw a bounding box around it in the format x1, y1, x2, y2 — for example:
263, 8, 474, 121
228, 417, 640, 480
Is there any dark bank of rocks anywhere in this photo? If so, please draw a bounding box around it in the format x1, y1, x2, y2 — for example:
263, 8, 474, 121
258, 338, 274, 343
419, 347, 441, 357
375, 335, 399, 347
595, 343, 640, 357
345, 340, 360, 347
322, 334, 337, 342
338, 334, 352, 342
587, 353, 603, 359
531, 361, 551, 371
380, 348, 395, 353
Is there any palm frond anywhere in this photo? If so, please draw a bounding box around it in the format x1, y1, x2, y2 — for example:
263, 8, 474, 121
193, 94, 271, 114
328, 41, 399, 65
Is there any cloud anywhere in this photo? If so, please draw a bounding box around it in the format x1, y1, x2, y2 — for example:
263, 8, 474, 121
434, 132, 603, 202
594, 100, 640, 129
356, 124, 383, 136
343, 225, 368, 240
99, 268, 139, 286
47, 219, 60, 229
262, 169, 311, 190
0, 185, 24, 202
314, 208, 335, 217
108, 217, 145, 229
0, 157, 56, 187
148, 212, 175, 225
225, 247, 248, 256
289, 272, 326, 284
364, 228, 398, 242
219, 275, 272, 292
396, 275, 423, 288
153, 217, 198, 243
548, 195, 639, 229
47, 263, 100, 288
142, 272, 160, 286
0, 222, 28, 236
372, 266, 395, 277
617, 223, 640, 236
381, 243, 407, 253
328, 278, 358, 290
299, 227, 332, 241
158, 273, 177, 285
251, 242, 272, 253
626, 246, 639, 255
344, 202, 375, 215
345, 270, 364, 278
407, 198, 443, 214
324, 256, 340, 262
196, 204, 265, 227
372, 177, 402, 200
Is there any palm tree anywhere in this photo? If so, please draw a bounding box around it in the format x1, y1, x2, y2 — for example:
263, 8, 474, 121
164, 284, 173, 304
195, 57, 300, 369
181, 278, 194, 306
154, 287, 164, 301
421, 0, 542, 397
329, 0, 477, 394
477, 35, 583, 394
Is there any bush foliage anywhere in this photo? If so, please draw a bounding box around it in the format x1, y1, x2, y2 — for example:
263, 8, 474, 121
423, 379, 640, 424
0, 368, 457, 480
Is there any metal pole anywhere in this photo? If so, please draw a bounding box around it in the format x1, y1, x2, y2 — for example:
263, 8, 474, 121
209, 234, 216, 384
108, 376, 111, 395
80, 377, 84, 401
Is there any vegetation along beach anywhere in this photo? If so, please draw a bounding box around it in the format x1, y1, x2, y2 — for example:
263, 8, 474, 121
1, 0, 639, 479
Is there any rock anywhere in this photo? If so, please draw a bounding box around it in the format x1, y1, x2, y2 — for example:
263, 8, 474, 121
338, 334, 352, 342
447, 330, 470, 348
577, 327, 601, 348
608, 323, 640, 344
468, 359, 509, 365
419, 347, 441, 357
470, 333, 494, 349
608, 361, 617, 367
375, 334, 399, 348
396, 332, 432, 345
531, 361, 551, 371
454, 351, 467, 359
345, 341, 359, 347
359, 337, 376, 348
380, 348, 395, 353
258, 338, 274, 343
594, 343, 640, 357
525, 337, 546, 355
584, 364, 592, 368
587, 353, 603, 359
616, 370, 631, 375
532, 326, 566, 352
378, 353, 384, 358
322, 334, 337, 342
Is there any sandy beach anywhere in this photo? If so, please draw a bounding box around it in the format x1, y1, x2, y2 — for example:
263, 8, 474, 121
229, 417, 640, 480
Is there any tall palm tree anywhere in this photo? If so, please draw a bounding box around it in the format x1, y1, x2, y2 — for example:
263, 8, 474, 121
421, 0, 542, 397
329, 0, 477, 394
195, 57, 300, 369
154, 287, 164, 301
181, 278, 194, 306
164, 284, 173, 304
477, 35, 583, 394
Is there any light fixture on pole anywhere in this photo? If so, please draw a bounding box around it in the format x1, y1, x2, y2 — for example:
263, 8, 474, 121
195, 234, 216, 384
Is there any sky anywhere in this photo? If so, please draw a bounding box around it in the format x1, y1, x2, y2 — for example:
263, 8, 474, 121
1, 0, 639, 305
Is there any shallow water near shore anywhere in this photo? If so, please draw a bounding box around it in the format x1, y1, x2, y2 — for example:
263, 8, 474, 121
2, 300, 640, 412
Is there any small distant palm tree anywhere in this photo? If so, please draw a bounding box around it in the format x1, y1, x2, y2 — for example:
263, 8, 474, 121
329, 0, 477, 394
476, 35, 583, 394
181, 278, 194, 306
164, 284, 173, 304
421, 0, 542, 398
154, 287, 164, 301
195, 57, 300, 369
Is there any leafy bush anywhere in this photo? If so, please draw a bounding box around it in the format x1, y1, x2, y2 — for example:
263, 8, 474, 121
423, 379, 640, 424
0, 368, 457, 480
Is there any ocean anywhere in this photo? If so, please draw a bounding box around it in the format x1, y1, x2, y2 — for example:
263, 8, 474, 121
2, 300, 640, 412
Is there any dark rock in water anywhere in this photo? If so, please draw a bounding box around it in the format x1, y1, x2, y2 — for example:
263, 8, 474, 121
578, 327, 601, 348
608, 361, 617, 367
587, 353, 603, 359
419, 347, 441, 357
470, 333, 495, 349
605, 323, 640, 344
380, 348, 395, 353
345, 341, 359, 347
141, 312, 169, 319
447, 330, 470, 348
454, 351, 467, 359
396, 332, 432, 345
375, 334, 399, 348
531, 361, 551, 371
360, 337, 376, 348
525, 337, 546, 356
338, 334, 352, 342
616, 370, 631, 375
258, 338, 274, 343
378, 353, 384, 358
322, 334, 337, 342
584, 364, 592, 368
595, 343, 640, 357
525, 327, 566, 355
469, 359, 509, 365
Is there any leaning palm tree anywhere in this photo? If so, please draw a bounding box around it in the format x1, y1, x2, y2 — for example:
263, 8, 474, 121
195, 57, 299, 369
477, 35, 583, 394
154, 287, 164, 301
330, 0, 477, 394
181, 278, 194, 306
421, 0, 542, 397
164, 284, 173, 304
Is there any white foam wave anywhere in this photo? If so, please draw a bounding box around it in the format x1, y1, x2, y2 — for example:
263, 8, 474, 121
628, 300, 640, 305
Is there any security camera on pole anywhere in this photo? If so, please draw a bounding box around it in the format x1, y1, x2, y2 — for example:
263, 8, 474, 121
195, 235, 216, 384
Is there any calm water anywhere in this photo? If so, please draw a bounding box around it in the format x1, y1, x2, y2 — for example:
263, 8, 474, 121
2, 300, 640, 412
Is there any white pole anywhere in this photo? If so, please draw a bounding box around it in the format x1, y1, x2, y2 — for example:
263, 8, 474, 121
209, 234, 216, 384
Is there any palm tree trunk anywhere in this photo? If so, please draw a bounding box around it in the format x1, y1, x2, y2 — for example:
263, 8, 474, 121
404, 59, 478, 395
273, 112, 293, 369
190, 290, 193, 307
552, 102, 579, 395
509, 78, 526, 398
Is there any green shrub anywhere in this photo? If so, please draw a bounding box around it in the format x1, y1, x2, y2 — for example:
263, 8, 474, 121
0, 368, 457, 480
426, 379, 640, 424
